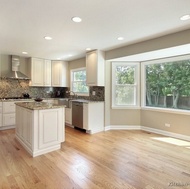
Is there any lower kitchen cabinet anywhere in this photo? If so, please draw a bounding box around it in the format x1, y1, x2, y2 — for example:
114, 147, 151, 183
83, 102, 104, 134
1, 100, 33, 130
2, 101, 16, 128
0, 102, 2, 127
65, 108, 72, 125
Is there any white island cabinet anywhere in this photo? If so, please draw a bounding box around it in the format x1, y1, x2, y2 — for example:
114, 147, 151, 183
15, 102, 65, 157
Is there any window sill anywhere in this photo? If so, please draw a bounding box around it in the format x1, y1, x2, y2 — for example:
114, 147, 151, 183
112, 106, 141, 110
141, 106, 190, 115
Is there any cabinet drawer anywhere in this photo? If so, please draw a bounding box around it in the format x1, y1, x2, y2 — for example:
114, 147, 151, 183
3, 102, 16, 113
3, 113, 15, 126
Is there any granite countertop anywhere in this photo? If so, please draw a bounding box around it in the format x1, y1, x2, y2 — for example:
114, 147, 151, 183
71, 99, 104, 103
15, 102, 66, 110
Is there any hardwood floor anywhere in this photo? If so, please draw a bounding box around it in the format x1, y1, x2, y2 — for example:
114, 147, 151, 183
0, 126, 190, 189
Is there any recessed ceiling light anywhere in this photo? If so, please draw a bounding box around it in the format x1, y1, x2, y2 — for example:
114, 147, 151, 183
180, 14, 190, 21
86, 48, 91, 51
117, 37, 124, 41
57, 58, 61, 60
68, 54, 73, 57
44, 36, 52, 40
22, 51, 28, 54
72, 17, 82, 23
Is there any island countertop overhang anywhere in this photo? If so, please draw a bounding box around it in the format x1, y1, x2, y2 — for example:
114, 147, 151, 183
15, 102, 66, 110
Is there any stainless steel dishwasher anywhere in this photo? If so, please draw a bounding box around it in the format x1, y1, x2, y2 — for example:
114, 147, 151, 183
72, 101, 83, 129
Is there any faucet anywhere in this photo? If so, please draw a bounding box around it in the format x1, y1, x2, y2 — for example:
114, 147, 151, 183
66, 91, 77, 99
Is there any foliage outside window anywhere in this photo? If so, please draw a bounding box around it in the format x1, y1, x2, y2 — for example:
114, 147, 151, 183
144, 58, 190, 110
70, 68, 89, 95
112, 62, 139, 108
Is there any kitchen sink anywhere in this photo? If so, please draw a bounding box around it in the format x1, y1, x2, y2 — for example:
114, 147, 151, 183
57, 98, 72, 108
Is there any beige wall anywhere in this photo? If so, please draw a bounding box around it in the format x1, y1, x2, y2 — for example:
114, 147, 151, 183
141, 110, 190, 136
110, 109, 141, 125
106, 29, 190, 60
105, 29, 190, 136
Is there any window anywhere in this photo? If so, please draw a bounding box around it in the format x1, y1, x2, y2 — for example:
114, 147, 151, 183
112, 62, 140, 108
70, 68, 89, 95
142, 55, 190, 111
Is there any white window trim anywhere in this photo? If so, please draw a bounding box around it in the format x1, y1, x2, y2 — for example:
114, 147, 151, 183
112, 62, 140, 109
141, 54, 190, 115
70, 67, 89, 96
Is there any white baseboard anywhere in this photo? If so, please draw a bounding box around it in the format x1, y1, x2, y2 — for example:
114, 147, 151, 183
105, 125, 190, 141
141, 126, 190, 142
105, 125, 141, 131
0, 125, 15, 130
86, 127, 104, 134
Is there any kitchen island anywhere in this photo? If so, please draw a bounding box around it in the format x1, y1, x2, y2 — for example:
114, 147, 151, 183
15, 102, 65, 157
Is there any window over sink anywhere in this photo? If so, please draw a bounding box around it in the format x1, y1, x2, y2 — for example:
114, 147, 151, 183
70, 67, 89, 96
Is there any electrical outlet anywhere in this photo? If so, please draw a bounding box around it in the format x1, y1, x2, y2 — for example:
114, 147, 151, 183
165, 123, 170, 127
92, 91, 96, 95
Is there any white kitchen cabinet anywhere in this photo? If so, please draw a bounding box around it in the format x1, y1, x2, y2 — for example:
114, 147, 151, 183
86, 50, 105, 86
0, 102, 2, 127
65, 108, 72, 125
51, 61, 68, 87
1, 100, 34, 130
44, 59, 52, 86
2, 101, 16, 127
83, 102, 104, 134
28, 58, 51, 86
16, 106, 32, 149
15, 105, 65, 157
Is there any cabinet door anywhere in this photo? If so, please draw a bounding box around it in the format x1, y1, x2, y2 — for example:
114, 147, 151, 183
65, 108, 72, 125
3, 102, 15, 113
22, 109, 33, 148
0, 103, 2, 127
83, 104, 89, 130
3, 113, 15, 126
44, 60, 52, 86
0, 114, 2, 127
38, 108, 64, 149
86, 51, 97, 86
31, 58, 44, 86
52, 61, 68, 87
16, 106, 22, 137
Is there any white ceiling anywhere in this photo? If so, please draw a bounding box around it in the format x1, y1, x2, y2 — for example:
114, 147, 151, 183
0, 0, 190, 61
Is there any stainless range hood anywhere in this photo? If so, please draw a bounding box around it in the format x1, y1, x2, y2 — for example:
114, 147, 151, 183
5, 55, 30, 80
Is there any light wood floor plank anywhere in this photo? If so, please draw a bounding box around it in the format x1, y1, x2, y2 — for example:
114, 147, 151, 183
0, 127, 190, 189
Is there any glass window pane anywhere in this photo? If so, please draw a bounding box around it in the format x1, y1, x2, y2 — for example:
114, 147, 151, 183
73, 82, 88, 93
73, 70, 86, 81
115, 66, 135, 84
115, 85, 136, 105
145, 59, 190, 110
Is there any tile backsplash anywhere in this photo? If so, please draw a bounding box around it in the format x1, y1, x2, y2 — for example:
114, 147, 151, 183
0, 78, 104, 101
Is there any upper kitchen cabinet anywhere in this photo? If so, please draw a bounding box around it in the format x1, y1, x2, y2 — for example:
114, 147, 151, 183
28, 58, 51, 86
51, 60, 68, 87
44, 59, 52, 86
86, 50, 105, 86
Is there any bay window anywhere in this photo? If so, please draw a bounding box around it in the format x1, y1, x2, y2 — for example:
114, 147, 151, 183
112, 62, 140, 108
142, 55, 190, 111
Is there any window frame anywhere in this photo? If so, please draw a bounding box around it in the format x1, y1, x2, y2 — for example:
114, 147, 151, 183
141, 54, 190, 115
70, 67, 89, 96
112, 62, 140, 109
